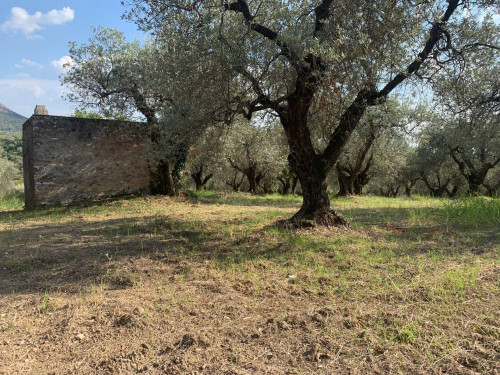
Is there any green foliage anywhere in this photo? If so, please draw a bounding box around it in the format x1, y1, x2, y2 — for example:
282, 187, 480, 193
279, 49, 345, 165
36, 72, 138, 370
0, 157, 16, 198
72, 110, 129, 121
73, 110, 104, 119
397, 323, 421, 344
63, 27, 148, 120
0, 134, 23, 205
0, 132, 23, 171
59, 1, 499, 208
0, 133, 23, 196
119, 0, 499, 215
40, 291, 50, 314
424, 17, 500, 194
223, 121, 288, 193
0, 103, 26, 133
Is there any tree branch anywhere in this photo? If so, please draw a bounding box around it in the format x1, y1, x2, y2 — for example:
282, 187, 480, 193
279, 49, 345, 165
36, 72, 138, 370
378, 0, 460, 98
314, 0, 334, 37
202, 174, 213, 186
236, 66, 272, 106
461, 42, 500, 51
322, 0, 461, 165
225, 0, 302, 70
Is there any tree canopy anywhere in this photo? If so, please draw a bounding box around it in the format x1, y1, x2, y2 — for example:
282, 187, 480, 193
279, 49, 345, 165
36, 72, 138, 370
57, 1, 500, 223
119, 0, 498, 225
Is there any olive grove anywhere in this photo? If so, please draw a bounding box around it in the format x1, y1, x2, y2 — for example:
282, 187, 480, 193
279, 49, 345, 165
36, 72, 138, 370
57, 1, 500, 225
120, 0, 498, 226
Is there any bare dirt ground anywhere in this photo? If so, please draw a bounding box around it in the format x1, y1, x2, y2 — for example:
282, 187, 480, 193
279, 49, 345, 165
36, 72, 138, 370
0, 195, 498, 374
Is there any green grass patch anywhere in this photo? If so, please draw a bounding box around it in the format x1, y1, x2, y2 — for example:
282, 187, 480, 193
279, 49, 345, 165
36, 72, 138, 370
0, 187, 24, 211
1, 193, 498, 374
442, 197, 500, 227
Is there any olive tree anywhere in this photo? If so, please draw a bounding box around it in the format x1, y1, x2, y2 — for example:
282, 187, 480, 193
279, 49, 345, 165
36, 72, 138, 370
185, 126, 226, 190
410, 129, 465, 197
277, 167, 299, 195
483, 167, 500, 196
335, 100, 408, 196
124, 0, 496, 225
431, 43, 499, 194
363, 129, 414, 197
437, 113, 499, 195
0, 133, 22, 178
224, 121, 287, 194
62, 27, 192, 196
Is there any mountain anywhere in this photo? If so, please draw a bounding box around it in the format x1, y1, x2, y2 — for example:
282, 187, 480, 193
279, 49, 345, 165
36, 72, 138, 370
0, 103, 27, 133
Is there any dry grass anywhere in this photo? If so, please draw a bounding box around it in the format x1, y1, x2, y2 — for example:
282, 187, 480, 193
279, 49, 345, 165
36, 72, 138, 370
0, 193, 498, 374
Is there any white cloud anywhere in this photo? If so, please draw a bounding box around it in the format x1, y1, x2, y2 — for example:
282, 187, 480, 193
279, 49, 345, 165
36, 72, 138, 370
1, 7, 74, 39
0, 78, 69, 116
32, 86, 45, 98
50, 56, 74, 71
20, 58, 43, 69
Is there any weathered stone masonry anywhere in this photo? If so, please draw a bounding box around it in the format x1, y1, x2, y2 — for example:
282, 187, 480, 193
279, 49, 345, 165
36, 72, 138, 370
23, 115, 150, 209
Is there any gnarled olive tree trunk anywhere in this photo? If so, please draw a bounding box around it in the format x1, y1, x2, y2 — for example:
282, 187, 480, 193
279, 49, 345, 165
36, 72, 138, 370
150, 160, 176, 196
225, 0, 461, 227
228, 159, 263, 194
450, 149, 499, 195
190, 164, 213, 191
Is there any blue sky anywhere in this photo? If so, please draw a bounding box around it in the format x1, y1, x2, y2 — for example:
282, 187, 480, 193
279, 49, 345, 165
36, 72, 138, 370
0, 1, 143, 117
1, 2, 498, 119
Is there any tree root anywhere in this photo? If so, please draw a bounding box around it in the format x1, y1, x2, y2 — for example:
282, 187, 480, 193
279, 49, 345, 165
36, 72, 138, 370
277, 208, 349, 229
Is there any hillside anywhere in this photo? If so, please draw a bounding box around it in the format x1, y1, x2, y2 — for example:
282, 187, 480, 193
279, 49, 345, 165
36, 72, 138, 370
0, 103, 27, 133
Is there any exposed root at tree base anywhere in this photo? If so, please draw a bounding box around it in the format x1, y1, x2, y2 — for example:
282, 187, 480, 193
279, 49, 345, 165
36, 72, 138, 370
276, 209, 350, 230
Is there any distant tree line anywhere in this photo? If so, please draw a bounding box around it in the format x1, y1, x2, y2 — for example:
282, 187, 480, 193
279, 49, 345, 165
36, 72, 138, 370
0, 132, 22, 197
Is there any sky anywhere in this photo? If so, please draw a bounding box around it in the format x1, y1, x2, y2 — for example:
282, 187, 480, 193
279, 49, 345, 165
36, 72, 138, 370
0, 1, 143, 117
1, 2, 498, 119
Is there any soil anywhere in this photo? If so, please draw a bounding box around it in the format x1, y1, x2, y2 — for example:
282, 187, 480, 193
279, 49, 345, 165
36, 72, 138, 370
0, 196, 498, 374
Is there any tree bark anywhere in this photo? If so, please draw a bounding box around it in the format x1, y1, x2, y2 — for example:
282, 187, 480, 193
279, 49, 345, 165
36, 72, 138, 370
403, 179, 418, 197
277, 177, 291, 195
287, 151, 347, 226
146, 119, 182, 196
380, 185, 400, 197
483, 181, 500, 197
291, 175, 299, 195
446, 185, 459, 197
336, 164, 354, 196
420, 172, 457, 197
150, 160, 176, 196
228, 158, 261, 194
336, 132, 375, 196
191, 164, 213, 191
353, 178, 363, 195
449, 149, 499, 195
467, 167, 492, 195
278, 167, 298, 195
227, 0, 460, 227
225, 171, 245, 192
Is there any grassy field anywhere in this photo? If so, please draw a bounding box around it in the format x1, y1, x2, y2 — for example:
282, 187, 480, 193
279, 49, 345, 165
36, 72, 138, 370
0, 192, 498, 374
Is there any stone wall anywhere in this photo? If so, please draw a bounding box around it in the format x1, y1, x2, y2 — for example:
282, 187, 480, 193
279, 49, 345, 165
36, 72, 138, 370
23, 115, 150, 208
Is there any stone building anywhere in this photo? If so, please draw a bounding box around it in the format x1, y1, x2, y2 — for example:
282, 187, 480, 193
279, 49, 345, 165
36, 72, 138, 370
23, 107, 150, 208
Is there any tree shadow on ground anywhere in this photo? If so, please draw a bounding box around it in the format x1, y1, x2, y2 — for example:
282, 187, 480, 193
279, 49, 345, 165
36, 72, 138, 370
0, 202, 497, 296
0, 194, 147, 224
0, 214, 292, 295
